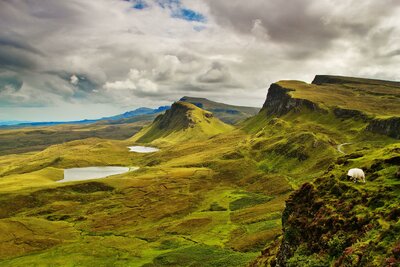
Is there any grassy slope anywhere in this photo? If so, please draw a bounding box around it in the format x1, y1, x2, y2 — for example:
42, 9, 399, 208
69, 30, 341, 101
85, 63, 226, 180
0, 76, 398, 266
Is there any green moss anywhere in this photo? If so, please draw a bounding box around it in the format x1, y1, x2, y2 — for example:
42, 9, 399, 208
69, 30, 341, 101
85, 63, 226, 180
229, 192, 273, 211
147, 245, 257, 267
208, 202, 228, 211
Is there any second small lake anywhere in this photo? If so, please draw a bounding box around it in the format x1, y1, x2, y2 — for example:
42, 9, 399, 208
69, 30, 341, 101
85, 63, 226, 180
128, 146, 160, 153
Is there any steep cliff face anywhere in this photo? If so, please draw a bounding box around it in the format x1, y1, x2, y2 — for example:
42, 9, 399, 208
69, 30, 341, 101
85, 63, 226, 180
259, 78, 400, 140
261, 83, 323, 117
153, 101, 202, 130
366, 117, 400, 139
333, 107, 370, 122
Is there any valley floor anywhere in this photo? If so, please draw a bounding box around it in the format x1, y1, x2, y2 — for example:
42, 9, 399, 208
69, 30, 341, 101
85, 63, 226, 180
0, 131, 291, 266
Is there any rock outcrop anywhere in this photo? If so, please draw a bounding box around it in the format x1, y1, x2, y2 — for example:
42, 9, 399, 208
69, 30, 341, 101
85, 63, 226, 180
153, 101, 206, 130
259, 77, 400, 139
366, 117, 400, 139
333, 107, 370, 122
261, 83, 322, 117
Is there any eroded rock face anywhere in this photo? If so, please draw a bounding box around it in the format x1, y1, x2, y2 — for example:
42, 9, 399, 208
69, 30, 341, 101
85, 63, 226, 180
261, 84, 322, 117
276, 183, 319, 266
366, 117, 400, 139
333, 107, 369, 122
261, 82, 400, 140
154, 102, 193, 130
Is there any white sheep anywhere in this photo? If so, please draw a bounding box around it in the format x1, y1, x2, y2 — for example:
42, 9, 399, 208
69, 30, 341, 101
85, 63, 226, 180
347, 168, 366, 183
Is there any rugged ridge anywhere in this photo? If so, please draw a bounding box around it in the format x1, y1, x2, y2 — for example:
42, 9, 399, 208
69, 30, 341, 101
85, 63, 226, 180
180, 96, 259, 124
260, 83, 322, 117
312, 75, 400, 87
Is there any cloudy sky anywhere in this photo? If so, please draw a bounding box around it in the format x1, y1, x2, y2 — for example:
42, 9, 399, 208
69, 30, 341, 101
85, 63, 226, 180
1, 0, 399, 121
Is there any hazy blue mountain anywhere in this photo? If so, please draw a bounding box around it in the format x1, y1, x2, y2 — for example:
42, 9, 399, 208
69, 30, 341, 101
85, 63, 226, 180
101, 106, 170, 121
0, 121, 31, 126
1, 106, 170, 128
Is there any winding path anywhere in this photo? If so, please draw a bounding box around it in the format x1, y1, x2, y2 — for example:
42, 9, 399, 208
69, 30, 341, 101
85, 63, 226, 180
337, 143, 352, 154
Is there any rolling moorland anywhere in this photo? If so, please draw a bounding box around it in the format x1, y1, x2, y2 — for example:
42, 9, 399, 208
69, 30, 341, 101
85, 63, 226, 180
0, 75, 399, 266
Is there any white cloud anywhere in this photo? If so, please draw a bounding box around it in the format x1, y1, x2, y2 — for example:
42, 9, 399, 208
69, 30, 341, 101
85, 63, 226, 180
251, 19, 269, 40
104, 79, 136, 91
70, 75, 79, 86
1, 0, 400, 120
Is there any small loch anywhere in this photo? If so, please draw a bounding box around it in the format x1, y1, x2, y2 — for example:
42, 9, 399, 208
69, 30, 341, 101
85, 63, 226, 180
59, 166, 137, 183
128, 146, 160, 153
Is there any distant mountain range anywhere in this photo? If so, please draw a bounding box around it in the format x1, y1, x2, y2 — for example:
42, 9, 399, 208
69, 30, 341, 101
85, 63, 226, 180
100, 106, 170, 121
0, 120, 31, 126
0, 106, 170, 127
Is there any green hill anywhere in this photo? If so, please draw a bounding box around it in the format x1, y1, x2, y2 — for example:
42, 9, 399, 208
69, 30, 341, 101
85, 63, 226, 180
130, 101, 234, 145
180, 96, 260, 124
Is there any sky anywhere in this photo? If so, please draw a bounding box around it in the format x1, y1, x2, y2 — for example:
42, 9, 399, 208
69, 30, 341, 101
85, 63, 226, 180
0, 0, 399, 121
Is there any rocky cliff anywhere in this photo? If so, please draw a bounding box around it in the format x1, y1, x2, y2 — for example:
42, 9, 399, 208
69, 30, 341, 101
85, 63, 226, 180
259, 77, 400, 140
366, 117, 400, 139
153, 101, 208, 130
261, 83, 323, 117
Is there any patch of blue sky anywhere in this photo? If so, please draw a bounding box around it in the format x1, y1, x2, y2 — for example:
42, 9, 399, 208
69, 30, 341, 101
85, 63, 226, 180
173, 8, 205, 22
127, 0, 206, 22
132, 0, 148, 9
